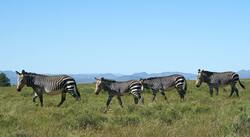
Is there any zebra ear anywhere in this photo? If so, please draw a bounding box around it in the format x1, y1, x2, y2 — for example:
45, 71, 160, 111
16, 71, 21, 75
94, 77, 98, 80
139, 79, 144, 83
101, 77, 104, 80
21, 70, 25, 74
198, 69, 201, 72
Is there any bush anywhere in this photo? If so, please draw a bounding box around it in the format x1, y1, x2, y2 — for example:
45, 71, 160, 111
192, 104, 210, 114
157, 108, 182, 125
112, 115, 140, 126
77, 113, 107, 129
138, 107, 153, 117
126, 105, 137, 113
0, 115, 19, 129
232, 112, 250, 136
0, 73, 10, 87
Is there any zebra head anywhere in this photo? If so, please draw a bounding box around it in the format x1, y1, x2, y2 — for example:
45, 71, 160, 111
94, 77, 104, 95
196, 69, 204, 87
16, 70, 27, 92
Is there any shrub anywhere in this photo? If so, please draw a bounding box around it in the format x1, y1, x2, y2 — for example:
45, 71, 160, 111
232, 112, 250, 136
0, 73, 10, 87
192, 104, 210, 114
111, 115, 140, 126
157, 108, 182, 125
76, 113, 107, 129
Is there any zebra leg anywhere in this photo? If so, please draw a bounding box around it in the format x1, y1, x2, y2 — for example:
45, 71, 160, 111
215, 87, 219, 96
160, 91, 169, 103
209, 86, 214, 97
116, 96, 123, 108
233, 86, 240, 97
37, 94, 43, 107
133, 96, 139, 104
105, 95, 113, 112
177, 89, 185, 101
132, 92, 143, 104
33, 92, 38, 103
160, 90, 167, 100
57, 92, 66, 107
176, 86, 185, 101
151, 90, 157, 102
229, 86, 234, 97
137, 93, 144, 104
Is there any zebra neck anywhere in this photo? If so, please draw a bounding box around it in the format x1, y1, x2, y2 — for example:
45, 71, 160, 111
103, 85, 112, 91
102, 82, 113, 91
203, 72, 213, 83
203, 77, 211, 83
26, 76, 34, 87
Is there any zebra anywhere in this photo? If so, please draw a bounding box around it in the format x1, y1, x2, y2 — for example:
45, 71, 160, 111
140, 74, 187, 102
94, 77, 144, 112
195, 69, 245, 97
16, 70, 80, 107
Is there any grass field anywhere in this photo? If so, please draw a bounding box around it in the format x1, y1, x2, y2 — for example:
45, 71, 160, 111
1, 80, 250, 137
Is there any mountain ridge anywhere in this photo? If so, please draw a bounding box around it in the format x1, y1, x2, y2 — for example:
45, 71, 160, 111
1, 70, 250, 85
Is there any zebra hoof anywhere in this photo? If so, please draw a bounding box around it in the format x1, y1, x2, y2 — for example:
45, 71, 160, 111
103, 110, 108, 113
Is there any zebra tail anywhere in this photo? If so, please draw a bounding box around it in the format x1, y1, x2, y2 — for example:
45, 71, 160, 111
184, 79, 187, 91
238, 80, 245, 89
75, 84, 81, 97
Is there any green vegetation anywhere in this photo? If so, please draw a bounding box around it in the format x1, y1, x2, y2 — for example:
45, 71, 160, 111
0, 73, 10, 87
1, 80, 250, 137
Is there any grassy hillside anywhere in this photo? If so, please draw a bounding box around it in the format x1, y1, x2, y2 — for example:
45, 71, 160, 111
1, 80, 250, 137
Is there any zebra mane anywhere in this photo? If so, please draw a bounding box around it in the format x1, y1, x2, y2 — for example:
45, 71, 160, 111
23, 72, 47, 77
143, 74, 182, 81
143, 77, 161, 80
102, 78, 117, 83
202, 70, 214, 76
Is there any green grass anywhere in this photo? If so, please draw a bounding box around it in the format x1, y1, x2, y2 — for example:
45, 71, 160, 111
1, 80, 250, 137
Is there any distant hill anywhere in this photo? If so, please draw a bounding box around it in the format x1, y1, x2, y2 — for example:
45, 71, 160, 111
238, 70, 250, 79
2, 70, 250, 85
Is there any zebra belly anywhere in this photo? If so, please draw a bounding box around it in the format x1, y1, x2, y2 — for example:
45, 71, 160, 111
211, 82, 229, 88
115, 91, 128, 96
44, 88, 63, 95
165, 86, 176, 90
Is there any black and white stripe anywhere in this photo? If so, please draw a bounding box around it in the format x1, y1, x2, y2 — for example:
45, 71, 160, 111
95, 77, 144, 112
129, 81, 143, 97
129, 80, 144, 104
175, 76, 186, 88
232, 73, 240, 83
196, 69, 245, 97
16, 70, 80, 107
141, 74, 187, 101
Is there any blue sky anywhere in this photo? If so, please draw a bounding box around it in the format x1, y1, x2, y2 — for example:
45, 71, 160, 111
0, 0, 249, 74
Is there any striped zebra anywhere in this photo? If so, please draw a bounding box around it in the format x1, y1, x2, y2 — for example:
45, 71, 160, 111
195, 69, 245, 97
16, 70, 80, 107
140, 74, 187, 101
94, 77, 144, 112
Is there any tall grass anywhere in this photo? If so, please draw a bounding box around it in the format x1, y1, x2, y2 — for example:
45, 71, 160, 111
0, 81, 250, 137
